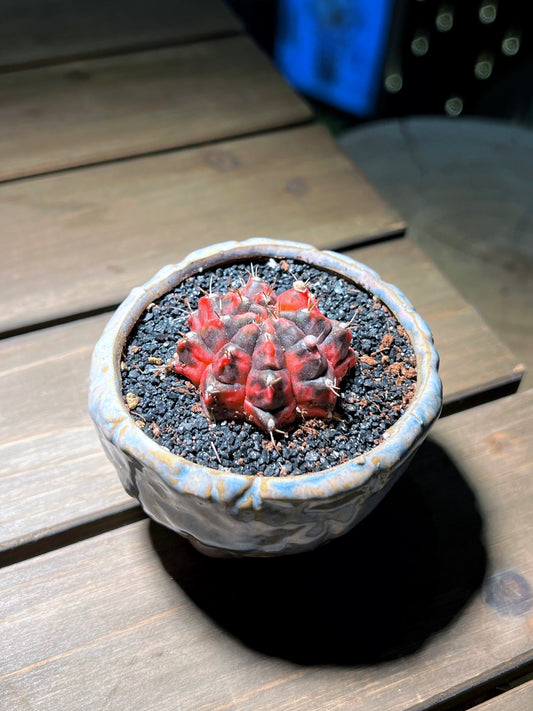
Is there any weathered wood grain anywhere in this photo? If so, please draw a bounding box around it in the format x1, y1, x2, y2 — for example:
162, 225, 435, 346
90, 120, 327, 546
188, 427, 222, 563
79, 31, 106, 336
469, 681, 533, 711
0, 124, 404, 335
349, 240, 525, 405
0, 316, 136, 552
0, 36, 312, 182
0, 239, 523, 554
0, 0, 241, 71
1, 390, 532, 710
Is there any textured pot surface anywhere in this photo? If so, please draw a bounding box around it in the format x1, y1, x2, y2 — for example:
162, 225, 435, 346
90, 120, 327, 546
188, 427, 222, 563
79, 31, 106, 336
89, 238, 442, 556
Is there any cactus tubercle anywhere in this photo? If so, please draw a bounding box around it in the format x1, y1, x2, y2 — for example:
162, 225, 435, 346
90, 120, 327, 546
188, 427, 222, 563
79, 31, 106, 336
170, 274, 357, 433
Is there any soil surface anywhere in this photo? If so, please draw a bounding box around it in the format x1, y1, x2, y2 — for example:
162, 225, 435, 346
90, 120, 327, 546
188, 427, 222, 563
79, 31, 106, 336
121, 259, 416, 476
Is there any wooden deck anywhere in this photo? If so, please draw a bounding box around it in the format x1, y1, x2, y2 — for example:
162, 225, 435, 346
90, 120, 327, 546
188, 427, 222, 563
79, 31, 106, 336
0, 1, 531, 709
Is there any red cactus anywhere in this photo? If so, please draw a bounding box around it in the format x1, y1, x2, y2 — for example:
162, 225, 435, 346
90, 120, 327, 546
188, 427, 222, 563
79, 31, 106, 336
171, 273, 356, 433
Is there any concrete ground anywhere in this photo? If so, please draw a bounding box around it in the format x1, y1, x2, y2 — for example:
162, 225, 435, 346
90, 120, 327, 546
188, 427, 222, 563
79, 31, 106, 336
339, 117, 533, 390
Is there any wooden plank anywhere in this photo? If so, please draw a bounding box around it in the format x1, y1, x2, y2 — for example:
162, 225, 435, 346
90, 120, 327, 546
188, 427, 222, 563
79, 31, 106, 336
0, 239, 523, 554
469, 681, 533, 711
1, 390, 532, 710
0, 316, 136, 552
0, 36, 312, 182
0, 0, 242, 72
349, 240, 525, 406
340, 117, 533, 393
0, 124, 404, 335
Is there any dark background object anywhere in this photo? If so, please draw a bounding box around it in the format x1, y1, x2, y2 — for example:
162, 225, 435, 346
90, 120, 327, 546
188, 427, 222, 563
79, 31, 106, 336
380, 0, 532, 122
226, 0, 532, 126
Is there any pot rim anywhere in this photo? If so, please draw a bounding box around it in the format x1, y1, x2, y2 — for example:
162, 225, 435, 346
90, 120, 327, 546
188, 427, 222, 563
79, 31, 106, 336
89, 238, 442, 506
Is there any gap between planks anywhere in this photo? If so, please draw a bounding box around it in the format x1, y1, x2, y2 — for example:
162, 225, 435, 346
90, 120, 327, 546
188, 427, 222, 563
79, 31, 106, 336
0, 389, 520, 570
406, 659, 533, 711
0, 123, 406, 334
0, 231, 406, 342
0, 35, 313, 182
0, 505, 146, 569
0, 118, 316, 188
0, 0, 243, 73
0, 31, 244, 75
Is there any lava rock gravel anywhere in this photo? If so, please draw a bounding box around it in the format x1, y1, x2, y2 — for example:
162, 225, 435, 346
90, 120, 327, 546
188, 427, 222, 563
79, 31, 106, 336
121, 259, 417, 476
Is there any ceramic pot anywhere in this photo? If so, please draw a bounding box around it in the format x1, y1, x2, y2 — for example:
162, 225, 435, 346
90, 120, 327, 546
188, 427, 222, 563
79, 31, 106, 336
89, 238, 442, 557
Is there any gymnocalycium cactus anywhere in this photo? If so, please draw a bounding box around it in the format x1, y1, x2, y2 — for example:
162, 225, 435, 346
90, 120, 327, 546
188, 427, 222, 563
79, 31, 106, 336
170, 270, 357, 433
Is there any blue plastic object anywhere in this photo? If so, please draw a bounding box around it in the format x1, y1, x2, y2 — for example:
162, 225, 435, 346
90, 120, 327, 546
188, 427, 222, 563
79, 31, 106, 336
275, 0, 395, 117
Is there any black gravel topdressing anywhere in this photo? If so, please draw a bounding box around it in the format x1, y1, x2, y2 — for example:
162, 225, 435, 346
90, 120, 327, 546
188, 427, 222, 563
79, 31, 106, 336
121, 259, 417, 476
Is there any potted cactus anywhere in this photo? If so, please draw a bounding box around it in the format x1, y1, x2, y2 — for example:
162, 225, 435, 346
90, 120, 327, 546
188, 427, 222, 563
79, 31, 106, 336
89, 238, 442, 557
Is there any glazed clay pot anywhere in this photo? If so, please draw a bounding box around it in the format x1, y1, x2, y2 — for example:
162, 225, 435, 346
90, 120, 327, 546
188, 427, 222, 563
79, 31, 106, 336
89, 238, 442, 557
